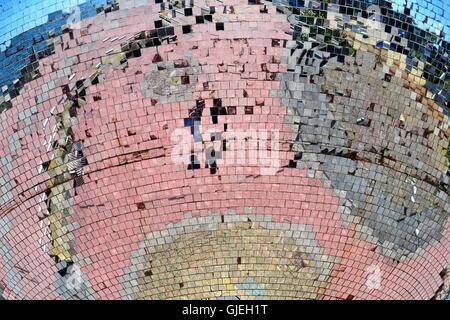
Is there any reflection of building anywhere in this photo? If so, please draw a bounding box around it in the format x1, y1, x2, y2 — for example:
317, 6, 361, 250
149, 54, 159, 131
0, 0, 449, 300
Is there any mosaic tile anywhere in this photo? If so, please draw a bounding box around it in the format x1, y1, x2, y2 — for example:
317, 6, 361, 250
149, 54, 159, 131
0, 0, 448, 300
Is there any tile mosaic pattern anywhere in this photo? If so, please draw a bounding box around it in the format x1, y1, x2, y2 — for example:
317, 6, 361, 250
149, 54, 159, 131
0, 0, 449, 300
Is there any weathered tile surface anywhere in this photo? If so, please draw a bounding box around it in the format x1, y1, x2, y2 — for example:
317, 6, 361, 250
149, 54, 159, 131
0, 0, 449, 300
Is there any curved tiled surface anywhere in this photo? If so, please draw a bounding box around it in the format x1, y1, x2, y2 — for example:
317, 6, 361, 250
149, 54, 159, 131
0, 0, 449, 300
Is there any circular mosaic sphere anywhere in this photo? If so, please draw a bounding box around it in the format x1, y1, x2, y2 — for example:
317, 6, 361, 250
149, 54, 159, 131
0, 0, 449, 300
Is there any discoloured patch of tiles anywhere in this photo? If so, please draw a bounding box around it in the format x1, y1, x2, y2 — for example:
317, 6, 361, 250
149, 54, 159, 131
0, 156, 14, 205
0, 217, 23, 298
120, 212, 338, 299
276, 44, 450, 260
